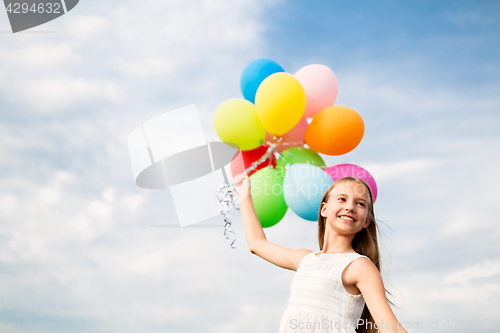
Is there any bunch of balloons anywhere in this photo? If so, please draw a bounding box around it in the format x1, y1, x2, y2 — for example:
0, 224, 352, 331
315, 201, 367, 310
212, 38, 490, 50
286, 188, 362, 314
214, 58, 377, 228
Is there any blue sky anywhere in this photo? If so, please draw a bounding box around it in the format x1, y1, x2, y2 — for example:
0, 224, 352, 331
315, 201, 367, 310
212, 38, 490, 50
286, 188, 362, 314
0, 1, 499, 332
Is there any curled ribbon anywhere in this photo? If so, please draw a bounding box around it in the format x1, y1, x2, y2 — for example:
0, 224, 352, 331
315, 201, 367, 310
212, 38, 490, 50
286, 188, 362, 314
215, 182, 239, 248
244, 136, 283, 175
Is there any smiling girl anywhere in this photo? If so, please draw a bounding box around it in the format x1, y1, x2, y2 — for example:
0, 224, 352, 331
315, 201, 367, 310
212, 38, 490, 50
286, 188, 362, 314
233, 173, 408, 333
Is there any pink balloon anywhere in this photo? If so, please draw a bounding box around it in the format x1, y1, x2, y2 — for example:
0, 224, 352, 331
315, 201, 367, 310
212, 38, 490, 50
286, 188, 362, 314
265, 117, 308, 152
294, 64, 339, 119
325, 164, 378, 202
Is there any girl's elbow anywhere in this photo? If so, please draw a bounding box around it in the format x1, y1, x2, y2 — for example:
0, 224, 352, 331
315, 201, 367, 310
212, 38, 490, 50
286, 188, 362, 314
248, 244, 259, 255
248, 240, 265, 255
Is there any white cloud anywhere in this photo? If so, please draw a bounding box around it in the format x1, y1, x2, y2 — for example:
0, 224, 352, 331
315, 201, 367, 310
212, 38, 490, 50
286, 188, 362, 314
444, 260, 500, 285
369, 158, 440, 182
209, 303, 280, 333
430, 282, 500, 304
87, 199, 113, 219
440, 208, 490, 235
115, 56, 174, 79
0, 194, 18, 217
390, 270, 500, 321
101, 187, 116, 203
65, 14, 109, 40
18, 74, 123, 113
1, 41, 76, 68
120, 192, 147, 212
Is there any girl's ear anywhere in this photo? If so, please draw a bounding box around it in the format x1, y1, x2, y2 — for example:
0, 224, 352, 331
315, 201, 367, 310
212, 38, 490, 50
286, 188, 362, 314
320, 202, 327, 217
363, 216, 372, 228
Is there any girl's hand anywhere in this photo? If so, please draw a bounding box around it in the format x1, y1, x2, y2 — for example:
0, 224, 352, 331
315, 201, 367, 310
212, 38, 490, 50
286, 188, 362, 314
234, 173, 250, 200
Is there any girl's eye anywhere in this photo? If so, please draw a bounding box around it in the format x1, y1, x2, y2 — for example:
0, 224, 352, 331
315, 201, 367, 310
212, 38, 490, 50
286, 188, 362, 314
338, 198, 346, 202
357, 202, 365, 207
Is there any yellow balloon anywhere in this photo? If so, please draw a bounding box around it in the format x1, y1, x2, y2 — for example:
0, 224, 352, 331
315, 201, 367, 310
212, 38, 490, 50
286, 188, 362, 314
255, 73, 306, 136
213, 98, 266, 151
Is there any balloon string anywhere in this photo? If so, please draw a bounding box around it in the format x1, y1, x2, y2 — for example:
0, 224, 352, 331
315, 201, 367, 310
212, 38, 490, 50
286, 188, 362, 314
244, 136, 283, 175
215, 182, 239, 249
265, 140, 304, 147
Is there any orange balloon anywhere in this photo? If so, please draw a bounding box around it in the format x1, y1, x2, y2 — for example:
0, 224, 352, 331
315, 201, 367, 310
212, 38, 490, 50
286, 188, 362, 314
304, 106, 364, 155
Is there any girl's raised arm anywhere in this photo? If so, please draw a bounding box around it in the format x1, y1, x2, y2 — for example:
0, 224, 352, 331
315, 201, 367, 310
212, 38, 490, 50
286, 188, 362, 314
234, 173, 311, 271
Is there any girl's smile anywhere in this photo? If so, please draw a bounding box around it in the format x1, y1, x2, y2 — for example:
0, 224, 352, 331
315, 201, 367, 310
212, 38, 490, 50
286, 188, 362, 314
338, 214, 356, 223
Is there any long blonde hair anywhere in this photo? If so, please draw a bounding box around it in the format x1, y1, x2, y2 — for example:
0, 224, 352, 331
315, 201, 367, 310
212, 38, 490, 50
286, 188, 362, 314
317, 177, 383, 333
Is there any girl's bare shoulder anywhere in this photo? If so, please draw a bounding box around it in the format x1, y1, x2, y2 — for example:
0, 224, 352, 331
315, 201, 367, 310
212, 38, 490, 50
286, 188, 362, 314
294, 248, 314, 267
343, 256, 380, 281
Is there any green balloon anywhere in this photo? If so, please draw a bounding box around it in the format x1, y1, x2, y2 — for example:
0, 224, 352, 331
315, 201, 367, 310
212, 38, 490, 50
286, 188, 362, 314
276, 147, 326, 169
250, 167, 288, 228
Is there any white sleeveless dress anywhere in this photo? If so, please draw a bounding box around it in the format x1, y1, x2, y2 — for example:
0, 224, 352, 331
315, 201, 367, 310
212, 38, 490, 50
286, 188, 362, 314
278, 252, 368, 333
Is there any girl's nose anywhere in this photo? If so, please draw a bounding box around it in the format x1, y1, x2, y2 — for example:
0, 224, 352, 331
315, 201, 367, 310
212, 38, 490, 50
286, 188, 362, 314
344, 203, 355, 212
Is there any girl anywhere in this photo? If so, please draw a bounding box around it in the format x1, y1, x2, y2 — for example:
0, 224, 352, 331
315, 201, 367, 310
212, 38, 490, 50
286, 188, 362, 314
233, 173, 408, 333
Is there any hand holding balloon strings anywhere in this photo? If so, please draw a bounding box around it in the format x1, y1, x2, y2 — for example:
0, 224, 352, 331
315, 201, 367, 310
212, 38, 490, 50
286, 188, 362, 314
215, 136, 282, 248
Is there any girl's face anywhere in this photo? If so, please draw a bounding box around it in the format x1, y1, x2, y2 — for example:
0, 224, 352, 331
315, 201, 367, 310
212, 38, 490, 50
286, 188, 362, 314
320, 180, 371, 235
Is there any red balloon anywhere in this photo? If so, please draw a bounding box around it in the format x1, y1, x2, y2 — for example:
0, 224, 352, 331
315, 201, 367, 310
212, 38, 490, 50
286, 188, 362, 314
231, 144, 276, 177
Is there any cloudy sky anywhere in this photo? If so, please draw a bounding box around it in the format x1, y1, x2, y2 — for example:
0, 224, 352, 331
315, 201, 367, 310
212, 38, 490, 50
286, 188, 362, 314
1, 0, 499, 332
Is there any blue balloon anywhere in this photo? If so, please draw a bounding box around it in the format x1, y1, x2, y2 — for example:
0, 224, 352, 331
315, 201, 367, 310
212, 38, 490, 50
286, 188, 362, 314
283, 164, 333, 221
240, 58, 285, 103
